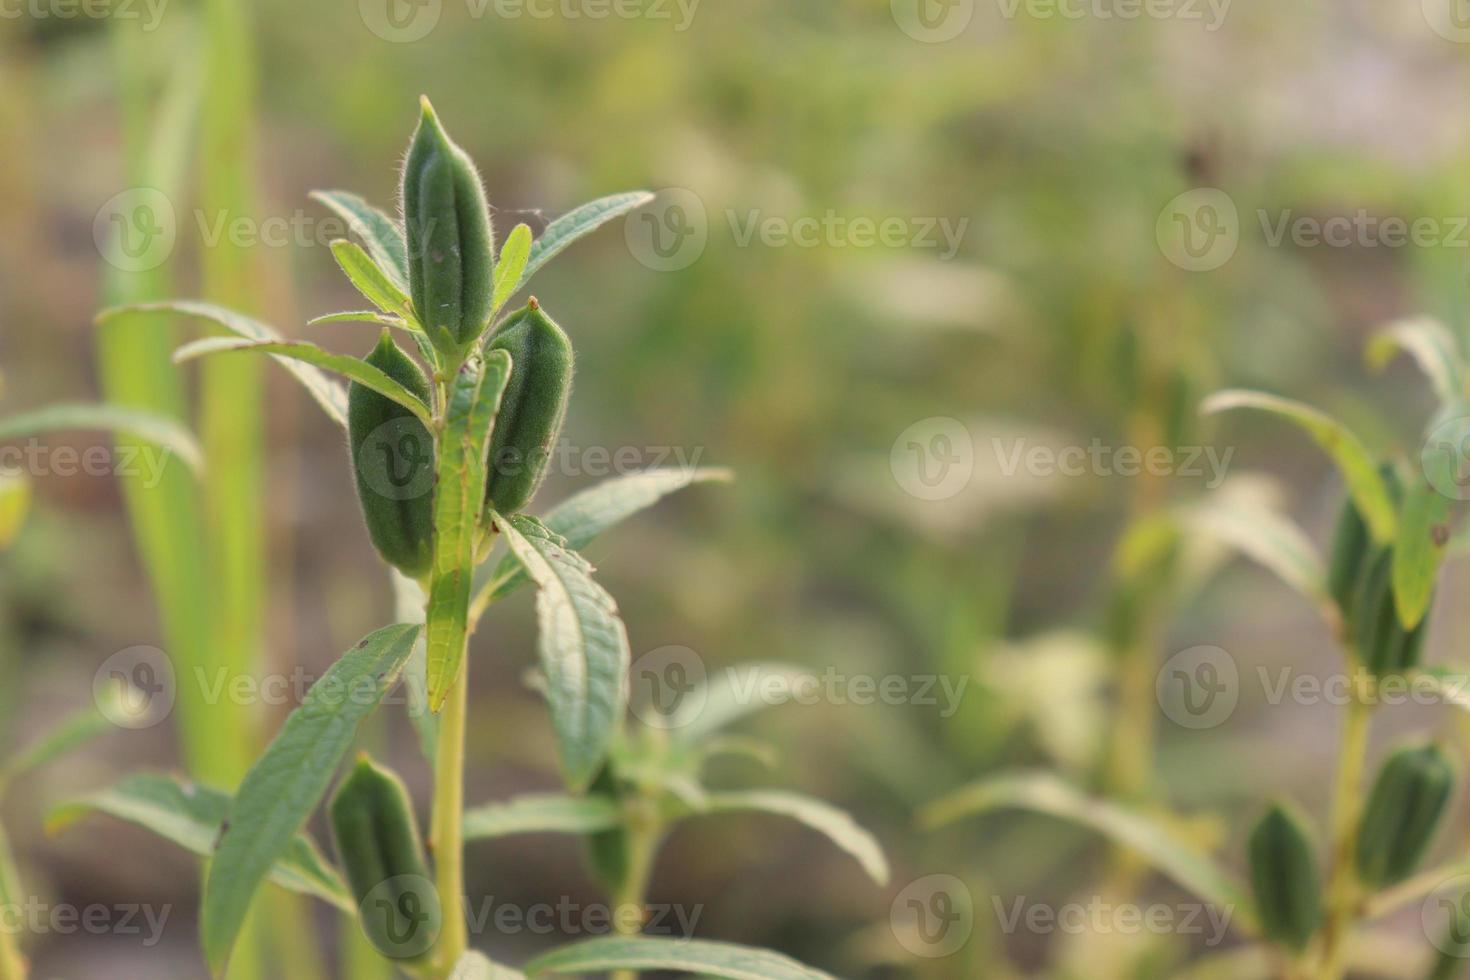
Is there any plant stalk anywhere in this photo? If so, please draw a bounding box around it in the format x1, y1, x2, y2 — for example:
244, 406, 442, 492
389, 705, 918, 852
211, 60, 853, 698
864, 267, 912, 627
1318, 686, 1373, 980
610, 801, 661, 980
430, 653, 469, 975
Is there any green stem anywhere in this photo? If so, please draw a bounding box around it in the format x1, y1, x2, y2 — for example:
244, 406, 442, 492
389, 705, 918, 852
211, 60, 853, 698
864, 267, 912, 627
0, 824, 26, 980
610, 800, 661, 980
430, 652, 469, 975
1318, 688, 1373, 980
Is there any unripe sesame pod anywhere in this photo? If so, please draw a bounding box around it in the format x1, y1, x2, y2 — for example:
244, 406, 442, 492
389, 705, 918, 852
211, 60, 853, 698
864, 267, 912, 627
402, 97, 495, 354
1248, 802, 1322, 952
1353, 546, 1429, 677
1328, 463, 1401, 630
483, 299, 573, 516
1355, 742, 1456, 889
348, 332, 435, 578
329, 756, 441, 961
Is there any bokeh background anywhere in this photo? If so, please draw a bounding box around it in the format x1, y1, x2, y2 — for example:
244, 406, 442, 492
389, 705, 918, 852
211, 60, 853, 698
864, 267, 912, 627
4, 0, 1470, 976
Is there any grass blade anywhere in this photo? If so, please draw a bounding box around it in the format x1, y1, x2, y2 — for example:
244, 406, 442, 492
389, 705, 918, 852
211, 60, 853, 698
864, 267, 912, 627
526, 936, 837, 980
0, 403, 203, 475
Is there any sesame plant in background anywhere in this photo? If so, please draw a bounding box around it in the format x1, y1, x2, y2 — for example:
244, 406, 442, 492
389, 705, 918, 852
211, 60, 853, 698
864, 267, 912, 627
923, 317, 1470, 979
48, 99, 884, 979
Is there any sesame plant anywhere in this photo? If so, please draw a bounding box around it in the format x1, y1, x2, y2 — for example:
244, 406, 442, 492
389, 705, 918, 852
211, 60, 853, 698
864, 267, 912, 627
48, 99, 884, 979
922, 317, 1470, 978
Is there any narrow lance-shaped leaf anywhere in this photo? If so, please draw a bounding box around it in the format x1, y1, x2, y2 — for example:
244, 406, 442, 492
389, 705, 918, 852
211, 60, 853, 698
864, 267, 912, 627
48, 772, 352, 911
498, 514, 631, 792
700, 790, 890, 886
492, 223, 533, 311
518, 192, 655, 293
0, 691, 121, 788
1178, 492, 1330, 615
526, 936, 837, 980
0, 402, 204, 475
200, 623, 422, 974
330, 239, 414, 319
1394, 420, 1461, 629
98, 301, 349, 426
1201, 389, 1397, 544
173, 337, 432, 425
463, 794, 621, 840
310, 190, 410, 288
425, 352, 512, 710
1366, 317, 1466, 407
307, 311, 421, 335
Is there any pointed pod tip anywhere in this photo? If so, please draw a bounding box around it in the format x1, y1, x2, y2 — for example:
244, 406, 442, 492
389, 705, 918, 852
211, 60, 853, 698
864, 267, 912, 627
527, 296, 540, 311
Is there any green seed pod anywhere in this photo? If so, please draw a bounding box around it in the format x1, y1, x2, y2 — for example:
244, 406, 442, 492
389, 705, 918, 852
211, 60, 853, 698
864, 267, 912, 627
348, 331, 435, 578
1328, 464, 1402, 629
1353, 546, 1429, 677
329, 756, 441, 961
583, 765, 631, 895
402, 96, 495, 353
1247, 802, 1322, 952
1356, 743, 1456, 889
483, 299, 573, 515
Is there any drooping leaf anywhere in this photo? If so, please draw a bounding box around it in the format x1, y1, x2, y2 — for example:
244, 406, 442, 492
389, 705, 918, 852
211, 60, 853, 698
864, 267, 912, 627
173, 337, 432, 425
492, 223, 533, 311
47, 771, 351, 910
498, 515, 631, 792
519, 192, 655, 292
1366, 317, 1466, 407
920, 771, 1253, 933
200, 623, 421, 974
526, 936, 837, 980
98, 301, 349, 426
463, 794, 621, 840
306, 310, 421, 334
667, 662, 812, 743
0, 692, 119, 788
1178, 491, 1330, 615
0, 468, 31, 550
310, 190, 410, 288
330, 239, 414, 319
425, 353, 512, 711
1201, 389, 1397, 543
701, 790, 889, 886
0, 402, 204, 475
1394, 429, 1458, 629
479, 468, 732, 606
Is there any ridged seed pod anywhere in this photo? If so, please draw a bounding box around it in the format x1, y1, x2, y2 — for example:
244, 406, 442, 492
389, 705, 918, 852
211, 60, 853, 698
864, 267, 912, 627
329, 756, 440, 960
483, 299, 573, 516
402, 97, 495, 353
1248, 802, 1322, 952
348, 332, 435, 578
1353, 546, 1429, 677
1356, 743, 1456, 889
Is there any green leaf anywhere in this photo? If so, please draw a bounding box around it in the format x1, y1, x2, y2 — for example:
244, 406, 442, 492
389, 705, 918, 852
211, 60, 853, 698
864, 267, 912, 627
498, 515, 631, 792
1394, 429, 1458, 629
526, 936, 837, 980
450, 951, 528, 980
306, 310, 421, 334
492, 223, 533, 311
309, 190, 410, 289
0, 402, 204, 475
390, 570, 436, 763
425, 353, 512, 711
200, 623, 422, 974
463, 793, 621, 840
1410, 666, 1470, 712
0, 469, 28, 550
479, 468, 732, 606
98, 301, 350, 427
47, 772, 351, 911
330, 239, 414, 319
1178, 491, 1329, 614
1366, 317, 1466, 407
701, 790, 889, 886
173, 337, 432, 426
920, 771, 1253, 933
519, 192, 655, 292
0, 694, 117, 788
1201, 389, 1397, 543
668, 662, 812, 743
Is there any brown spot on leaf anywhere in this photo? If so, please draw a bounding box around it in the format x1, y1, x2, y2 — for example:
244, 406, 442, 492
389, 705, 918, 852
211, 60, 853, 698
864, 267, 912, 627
1433, 524, 1452, 547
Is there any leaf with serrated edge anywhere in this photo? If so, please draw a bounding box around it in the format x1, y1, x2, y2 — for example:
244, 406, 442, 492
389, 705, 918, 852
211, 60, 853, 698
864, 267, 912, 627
463, 794, 621, 840
173, 337, 432, 425
1366, 317, 1466, 407
920, 770, 1254, 934
526, 937, 837, 980
310, 191, 410, 288
98, 301, 349, 426
498, 515, 630, 791
492, 223, 533, 311
200, 623, 421, 974
330, 239, 413, 319
519, 192, 654, 292
0, 403, 203, 475
701, 790, 889, 885
426, 353, 512, 711
48, 772, 351, 910
1201, 389, 1396, 544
